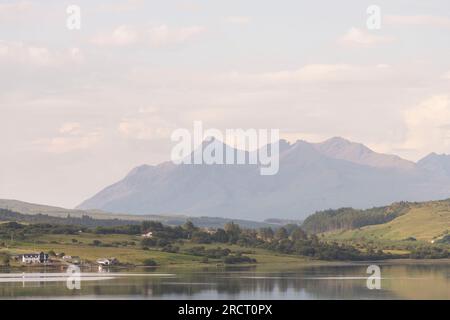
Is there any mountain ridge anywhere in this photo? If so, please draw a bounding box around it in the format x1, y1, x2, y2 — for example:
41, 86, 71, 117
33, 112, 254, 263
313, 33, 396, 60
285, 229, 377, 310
77, 137, 450, 220
0, 198, 278, 229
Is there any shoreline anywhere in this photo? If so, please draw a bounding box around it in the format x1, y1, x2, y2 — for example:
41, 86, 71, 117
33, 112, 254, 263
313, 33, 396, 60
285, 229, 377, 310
1, 257, 449, 273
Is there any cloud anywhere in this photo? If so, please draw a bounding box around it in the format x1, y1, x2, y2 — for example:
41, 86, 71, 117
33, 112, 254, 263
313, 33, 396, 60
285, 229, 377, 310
91, 25, 139, 46
35, 124, 103, 154
118, 114, 175, 140
224, 16, 252, 25
337, 27, 395, 47
147, 25, 205, 47
442, 71, 450, 80
0, 1, 32, 15
221, 63, 394, 86
0, 41, 83, 66
402, 95, 450, 157
59, 122, 81, 135
385, 15, 450, 28
91, 24, 205, 47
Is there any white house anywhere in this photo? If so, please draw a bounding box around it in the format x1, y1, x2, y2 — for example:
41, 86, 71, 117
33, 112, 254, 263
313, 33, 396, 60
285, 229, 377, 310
203, 228, 217, 235
96, 258, 118, 266
141, 231, 153, 238
22, 252, 49, 264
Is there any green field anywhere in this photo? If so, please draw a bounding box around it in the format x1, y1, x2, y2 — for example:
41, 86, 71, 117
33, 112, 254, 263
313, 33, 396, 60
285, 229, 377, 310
325, 200, 450, 243
1, 232, 312, 268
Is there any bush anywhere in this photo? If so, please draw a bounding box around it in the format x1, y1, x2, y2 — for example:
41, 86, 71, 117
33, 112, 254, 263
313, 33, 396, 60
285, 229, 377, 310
0, 253, 10, 266
223, 254, 256, 264
156, 238, 171, 247
162, 245, 179, 253
141, 238, 156, 247
436, 235, 450, 244
142, 259, 157, 266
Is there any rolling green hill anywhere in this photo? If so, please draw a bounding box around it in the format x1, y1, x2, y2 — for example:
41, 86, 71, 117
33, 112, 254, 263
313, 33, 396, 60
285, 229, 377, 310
324, 200, 450, 242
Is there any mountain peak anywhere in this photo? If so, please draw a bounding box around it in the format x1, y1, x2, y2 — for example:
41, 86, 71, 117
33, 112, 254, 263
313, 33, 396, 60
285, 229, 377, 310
421, 152, 449, 160
77, 135, 450, 220
313, 137, 415, 170
320, 136, 369, 151
324, 136, 353, 145
417, 152, 450, 176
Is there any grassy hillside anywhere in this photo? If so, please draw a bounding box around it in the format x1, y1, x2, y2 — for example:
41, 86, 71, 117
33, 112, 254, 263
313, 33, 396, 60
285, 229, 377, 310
2, 238, 310, 268
302, 202, 409, 234
0, 229, 312, 268
0, 199, 137, 219
325, 200, 450, 242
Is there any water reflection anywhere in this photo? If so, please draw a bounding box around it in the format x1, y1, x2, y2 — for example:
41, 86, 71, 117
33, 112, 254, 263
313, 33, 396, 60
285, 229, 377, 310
0, 261, 448, 299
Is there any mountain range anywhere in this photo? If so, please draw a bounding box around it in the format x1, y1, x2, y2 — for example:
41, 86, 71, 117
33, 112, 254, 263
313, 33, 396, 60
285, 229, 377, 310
77, 137, 450, 220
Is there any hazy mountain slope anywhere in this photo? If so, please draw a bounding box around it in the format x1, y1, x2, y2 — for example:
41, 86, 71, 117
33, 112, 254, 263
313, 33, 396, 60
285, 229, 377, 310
417, 153, 450, 177
313, 137, 416, 170
0, 199, 274, 229
78, 138, 450, 220
326, 199, 450, 242
0, 199, 97, 218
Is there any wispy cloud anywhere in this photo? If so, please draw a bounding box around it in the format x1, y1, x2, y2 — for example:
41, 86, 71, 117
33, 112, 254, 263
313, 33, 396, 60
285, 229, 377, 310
118, 107, 176, 140
91, 25, 139, 46
59, 122, 81, 135
0, 41, 83, 66
0, 1, 32, 15
402, 95, 450, 157
221, 63, 394, 86
91, 24, 206, 47
34, 124, 103, 154
337, 27, 395, 47
118, 117, 174, 140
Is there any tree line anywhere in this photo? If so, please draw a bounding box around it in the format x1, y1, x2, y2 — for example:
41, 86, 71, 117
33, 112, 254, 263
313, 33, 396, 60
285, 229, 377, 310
301, 202, 411, 234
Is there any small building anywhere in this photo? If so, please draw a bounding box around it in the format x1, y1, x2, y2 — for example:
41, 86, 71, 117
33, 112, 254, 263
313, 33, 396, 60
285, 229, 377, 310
141, 231, 153, 238
21, 252, 49, 264
96, 257, 118, 266
203, 228, 217, 235
63, 255, 81, 264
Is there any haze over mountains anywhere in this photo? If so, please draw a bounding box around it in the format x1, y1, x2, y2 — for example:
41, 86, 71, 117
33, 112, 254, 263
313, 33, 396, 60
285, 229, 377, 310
77, 137, 450, 220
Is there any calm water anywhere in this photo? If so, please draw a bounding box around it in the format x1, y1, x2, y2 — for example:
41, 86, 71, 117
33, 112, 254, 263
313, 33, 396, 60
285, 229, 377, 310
0, 261, 448, 299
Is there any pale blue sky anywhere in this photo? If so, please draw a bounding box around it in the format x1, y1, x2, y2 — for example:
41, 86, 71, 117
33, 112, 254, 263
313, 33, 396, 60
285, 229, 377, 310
1, 0, 450, 207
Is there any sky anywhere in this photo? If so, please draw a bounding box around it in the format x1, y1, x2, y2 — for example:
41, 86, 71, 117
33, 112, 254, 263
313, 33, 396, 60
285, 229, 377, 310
0, 0, 450, 208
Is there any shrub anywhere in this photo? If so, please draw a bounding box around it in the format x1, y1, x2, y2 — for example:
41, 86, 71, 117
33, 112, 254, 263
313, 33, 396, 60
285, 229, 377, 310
141, 238, 156, 247
143, 259, 157, 266
223, 254, 256, 264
